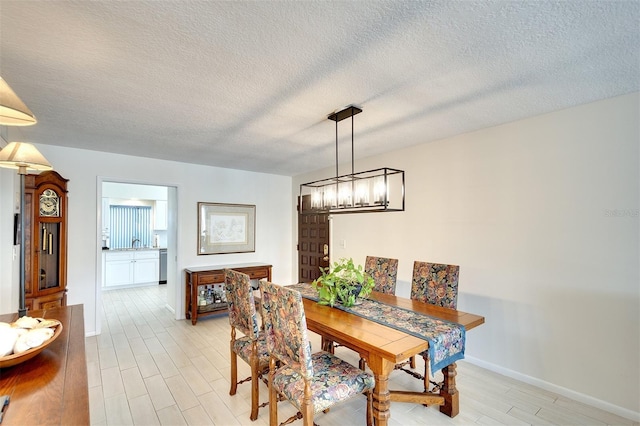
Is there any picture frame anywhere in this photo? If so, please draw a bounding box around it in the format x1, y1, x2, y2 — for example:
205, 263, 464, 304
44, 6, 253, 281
197, 202, 256, 255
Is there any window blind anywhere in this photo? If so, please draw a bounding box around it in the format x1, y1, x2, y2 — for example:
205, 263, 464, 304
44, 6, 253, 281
109, 205, 152, 249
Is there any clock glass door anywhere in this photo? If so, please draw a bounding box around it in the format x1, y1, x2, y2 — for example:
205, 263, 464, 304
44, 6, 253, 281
39, 222, 60, 290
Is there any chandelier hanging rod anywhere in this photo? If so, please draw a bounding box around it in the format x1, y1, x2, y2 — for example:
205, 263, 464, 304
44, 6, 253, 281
328, 105, 361, 179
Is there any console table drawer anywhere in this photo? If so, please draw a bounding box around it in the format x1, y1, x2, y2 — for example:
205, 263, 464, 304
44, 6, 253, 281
196, 272, 225, 284
245, 267, 270, 279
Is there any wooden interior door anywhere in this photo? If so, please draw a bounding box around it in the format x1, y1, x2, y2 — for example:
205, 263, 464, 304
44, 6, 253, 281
297, 196, 330, 283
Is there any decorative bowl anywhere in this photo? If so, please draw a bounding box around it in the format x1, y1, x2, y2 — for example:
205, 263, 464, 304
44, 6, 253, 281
0, 321, 63, 368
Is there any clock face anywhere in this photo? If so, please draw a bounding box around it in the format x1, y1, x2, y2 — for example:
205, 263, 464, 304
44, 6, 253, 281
39, 189, 60, 217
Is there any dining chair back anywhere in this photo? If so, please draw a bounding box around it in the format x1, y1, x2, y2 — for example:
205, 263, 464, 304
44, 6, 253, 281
224, 269, 270, 421
225, 269, 260, 339
410, 261, 460, 309
364, 256, 399, 294
259, 279, 374, 426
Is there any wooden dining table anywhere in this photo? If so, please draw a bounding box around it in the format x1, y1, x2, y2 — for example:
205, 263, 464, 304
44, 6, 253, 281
300, 289, 485, 426
0, 304, 89, 426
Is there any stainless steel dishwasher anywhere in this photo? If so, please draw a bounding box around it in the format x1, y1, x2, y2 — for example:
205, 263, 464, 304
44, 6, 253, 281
159, 248, 167, 284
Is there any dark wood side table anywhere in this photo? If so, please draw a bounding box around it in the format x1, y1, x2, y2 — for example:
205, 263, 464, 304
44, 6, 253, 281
185, 263, 272, 325
0, 304, 89, 425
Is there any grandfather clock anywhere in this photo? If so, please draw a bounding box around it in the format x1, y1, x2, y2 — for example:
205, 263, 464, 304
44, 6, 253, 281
24, 170, 68, 310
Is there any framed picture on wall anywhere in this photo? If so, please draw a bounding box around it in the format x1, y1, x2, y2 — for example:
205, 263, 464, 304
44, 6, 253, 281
197, 202, 256, 255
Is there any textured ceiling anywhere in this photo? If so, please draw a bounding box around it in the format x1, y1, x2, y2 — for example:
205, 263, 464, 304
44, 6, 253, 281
0, 1, 638, 176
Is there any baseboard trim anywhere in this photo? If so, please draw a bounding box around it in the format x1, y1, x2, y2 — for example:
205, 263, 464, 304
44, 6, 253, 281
464, 356, 639, 422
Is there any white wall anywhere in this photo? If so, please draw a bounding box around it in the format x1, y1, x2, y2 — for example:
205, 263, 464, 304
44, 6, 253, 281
0, 133, 16, 315
0, 146, 294, 336
293, 93, 639, 419
0, 168, 18, 315
103, 182, 167, 200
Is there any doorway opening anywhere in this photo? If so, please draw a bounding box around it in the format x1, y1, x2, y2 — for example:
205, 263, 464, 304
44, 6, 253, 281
95, 179, 178, 335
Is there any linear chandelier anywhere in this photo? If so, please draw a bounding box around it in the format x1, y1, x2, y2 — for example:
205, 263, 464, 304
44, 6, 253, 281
299, 106, 405, 214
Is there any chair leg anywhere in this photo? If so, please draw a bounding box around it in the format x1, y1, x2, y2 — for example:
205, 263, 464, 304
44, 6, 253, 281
365, 391, 373, 426
269, 358, 278, 426
301, 386, 314, 426
250, 358, 259, 421
230, 348, 238, 396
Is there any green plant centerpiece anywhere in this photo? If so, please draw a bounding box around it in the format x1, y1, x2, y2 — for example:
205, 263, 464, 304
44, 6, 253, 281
311, 257, 375, 307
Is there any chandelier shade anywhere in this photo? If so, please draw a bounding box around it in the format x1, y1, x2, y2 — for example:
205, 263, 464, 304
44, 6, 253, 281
299, 105, 405, 215
0, 77, 37, 126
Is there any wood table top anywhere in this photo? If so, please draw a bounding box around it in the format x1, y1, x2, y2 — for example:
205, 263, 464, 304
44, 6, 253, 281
0, 304, 88, 426
369, 290, 485, 330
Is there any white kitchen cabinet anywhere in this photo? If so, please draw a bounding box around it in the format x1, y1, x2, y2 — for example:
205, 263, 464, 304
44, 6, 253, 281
102, 198, 110, 230
104, 249, 159, 287
101, 197, 111, 249
154, 200, 167, 230
133, 250, 160, 284
104, 252, 134, 287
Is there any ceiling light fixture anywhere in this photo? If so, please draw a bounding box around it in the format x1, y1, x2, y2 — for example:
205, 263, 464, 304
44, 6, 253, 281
299, 105, 405, 214
0, 142, 52, 319
0, 141, 52, 173
0, 76, 37, 126
0, 76, 50, 318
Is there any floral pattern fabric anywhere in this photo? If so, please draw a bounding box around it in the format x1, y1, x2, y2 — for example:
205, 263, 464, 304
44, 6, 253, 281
224, 269, 259, 339
259, 280, 374, 415
364, 256, 399, 294
411, 262, 459, 309
260, 280, 314, 380
290, 282, 465, 374
272, 351, 375, 414
234, 331, 270, 365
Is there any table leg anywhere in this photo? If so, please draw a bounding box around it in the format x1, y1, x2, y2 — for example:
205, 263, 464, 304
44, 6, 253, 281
189, 278, 198, 325
367, 356, 394, 426
439, 362, 459, 417
320, 336, 334, 353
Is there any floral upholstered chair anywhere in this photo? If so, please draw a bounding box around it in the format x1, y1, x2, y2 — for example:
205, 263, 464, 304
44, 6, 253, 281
224, 269, 270, 421
410, 261, 459, 309
364, 255, 399, 294
395, 261, 460, 396
259, 280, 374, 426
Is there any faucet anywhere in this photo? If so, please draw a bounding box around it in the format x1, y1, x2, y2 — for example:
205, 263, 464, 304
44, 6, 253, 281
131, 238, 141, 248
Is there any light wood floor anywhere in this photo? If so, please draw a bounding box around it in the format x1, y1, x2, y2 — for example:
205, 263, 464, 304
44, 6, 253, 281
87, 285, 635, 426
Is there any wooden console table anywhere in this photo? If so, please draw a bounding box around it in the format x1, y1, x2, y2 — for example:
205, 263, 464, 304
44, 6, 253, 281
0, 304, 88, 425
185, 263, 272, 325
